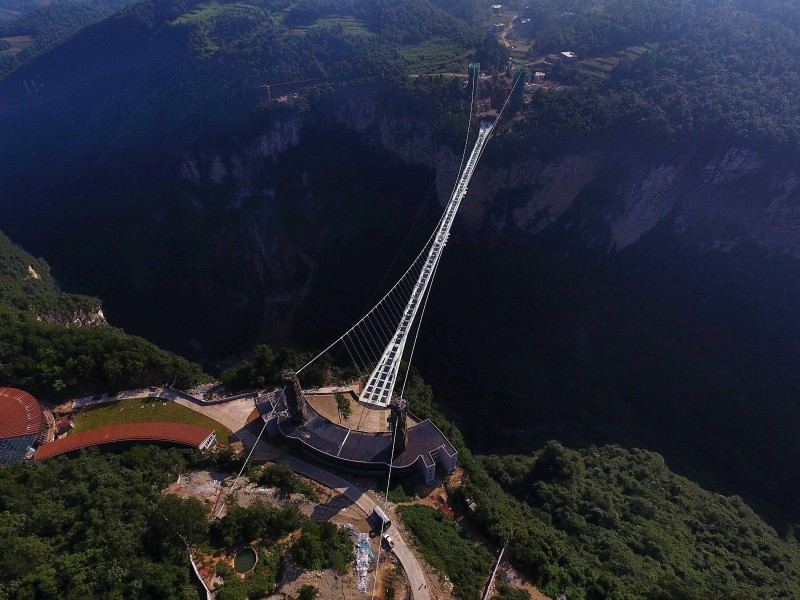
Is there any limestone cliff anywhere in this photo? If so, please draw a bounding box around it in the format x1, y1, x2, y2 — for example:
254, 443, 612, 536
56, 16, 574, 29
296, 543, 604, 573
35, 306, 107, 328
159, 91, 800, 359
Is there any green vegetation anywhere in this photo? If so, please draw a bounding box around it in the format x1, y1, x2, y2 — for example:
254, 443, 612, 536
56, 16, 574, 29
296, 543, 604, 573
0, 446, 352, 600
214, 540, 285, 599
0, 230, 209, 398
292, 520, 353, 574
221, 343, 356, 390
0, 0, 133, 78
471, 443, 800, 599
0, 447, 206, 599
400, 367, 800, 599
211, 498, 303, 547
0, 304, 208, 398
203, 499, 304, 599
0, 230, 100, 320
335, 392, 352, 421
150, 494, 211, 561
397, 504, 493, 600
71, 397, 232, 446
293, 584, 319, 600
494, 0, 800, 151
493, 578, 531, 600
399, 36, 472, 74
254, 463, 318, 501
386, 479, 415, 503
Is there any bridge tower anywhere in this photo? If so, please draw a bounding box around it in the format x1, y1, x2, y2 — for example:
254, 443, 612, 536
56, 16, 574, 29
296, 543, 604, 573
468, 62, 480, 98
510, 65, 527, 112
282, 371, 309, 424
389, 397, 408, 455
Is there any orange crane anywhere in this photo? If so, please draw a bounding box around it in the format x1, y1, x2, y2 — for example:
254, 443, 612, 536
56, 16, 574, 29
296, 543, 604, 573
259, 77, 322, 101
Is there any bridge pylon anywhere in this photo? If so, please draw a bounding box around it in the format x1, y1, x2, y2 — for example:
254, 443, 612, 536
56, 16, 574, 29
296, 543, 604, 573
282, 370, 309, 424
390, 397, 409, 455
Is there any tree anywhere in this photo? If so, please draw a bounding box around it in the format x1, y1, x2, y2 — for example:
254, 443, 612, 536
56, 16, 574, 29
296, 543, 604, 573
253, 344, 277, 386
149, 495, 209, 561
336, 392, 352, 422
295, 585, 319, 600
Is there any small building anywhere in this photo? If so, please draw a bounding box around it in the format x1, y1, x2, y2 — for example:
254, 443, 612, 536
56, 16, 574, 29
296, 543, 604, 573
533, 71, 546, 82
560, 51, 577, 61
491, 4, 503, 14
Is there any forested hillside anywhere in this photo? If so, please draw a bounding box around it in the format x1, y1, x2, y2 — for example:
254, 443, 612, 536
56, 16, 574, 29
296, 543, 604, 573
396, 370, 800, 600
0, 448, 205, 599
0, 230, 207, 398
491, 0, 800, 158
0, 0, 133, 79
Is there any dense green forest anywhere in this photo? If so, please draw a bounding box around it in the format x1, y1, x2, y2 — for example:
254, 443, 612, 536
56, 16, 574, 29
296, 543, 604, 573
0, 447, 205, 599
398, 503, 493, 600
0, 0, 481, 179
0, 0, 51, 23
0, 0, 134, 79
494, 0, 800, 153
0, 230, 207, 398
401, 371, 800, 600
0, 446, 344, 599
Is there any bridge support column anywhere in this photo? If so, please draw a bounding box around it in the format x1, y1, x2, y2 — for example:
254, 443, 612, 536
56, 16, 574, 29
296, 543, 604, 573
282, 371, 309, 424
390, 397, 408, 455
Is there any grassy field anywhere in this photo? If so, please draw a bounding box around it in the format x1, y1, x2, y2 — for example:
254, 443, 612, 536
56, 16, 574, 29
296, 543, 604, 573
287, 14, 371, 35
399, 36, 471, 74
71, 397, 232, 446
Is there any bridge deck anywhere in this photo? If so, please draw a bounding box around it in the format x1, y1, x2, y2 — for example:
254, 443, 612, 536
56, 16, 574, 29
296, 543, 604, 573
360, 121, 495, 406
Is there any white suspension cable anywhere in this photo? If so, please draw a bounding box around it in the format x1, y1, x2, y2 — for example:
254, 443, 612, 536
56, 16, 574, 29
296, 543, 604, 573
341, 337, 364, 380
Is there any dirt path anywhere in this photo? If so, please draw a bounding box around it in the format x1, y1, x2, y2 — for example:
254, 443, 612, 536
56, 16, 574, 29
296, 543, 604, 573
499, 15, 517, 47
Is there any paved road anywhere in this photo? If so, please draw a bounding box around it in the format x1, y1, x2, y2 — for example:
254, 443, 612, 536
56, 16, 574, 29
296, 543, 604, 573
282, 456, 430, 600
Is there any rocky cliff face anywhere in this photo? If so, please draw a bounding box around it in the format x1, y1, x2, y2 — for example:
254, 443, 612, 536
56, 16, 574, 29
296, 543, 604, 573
155, 91, 800, 364
440, 140, 800, 258
35, 306, 107, 328
179, 115, 303, 195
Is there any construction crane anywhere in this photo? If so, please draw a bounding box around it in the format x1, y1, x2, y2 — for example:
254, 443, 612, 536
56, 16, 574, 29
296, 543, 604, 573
259, 77, 322, 101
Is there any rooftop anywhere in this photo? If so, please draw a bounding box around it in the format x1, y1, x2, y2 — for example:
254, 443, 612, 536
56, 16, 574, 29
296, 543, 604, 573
275, 398, 455, 470
0, 387, 42, 440
35, 422, 215, 460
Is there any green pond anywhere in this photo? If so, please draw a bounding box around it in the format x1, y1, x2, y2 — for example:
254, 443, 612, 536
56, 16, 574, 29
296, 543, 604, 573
234, 547, 257, 573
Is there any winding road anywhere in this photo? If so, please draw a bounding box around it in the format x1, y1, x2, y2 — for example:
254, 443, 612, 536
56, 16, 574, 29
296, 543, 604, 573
281, 456, 430, 600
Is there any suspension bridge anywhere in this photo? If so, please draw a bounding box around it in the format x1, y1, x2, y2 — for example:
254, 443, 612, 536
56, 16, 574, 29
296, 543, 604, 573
252, 66, 525, 478
240, 65, 525, 600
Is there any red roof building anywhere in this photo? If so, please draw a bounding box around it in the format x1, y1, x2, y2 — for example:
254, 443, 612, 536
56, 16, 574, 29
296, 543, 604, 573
35, 422, 216, 460
0, 387, 42, 439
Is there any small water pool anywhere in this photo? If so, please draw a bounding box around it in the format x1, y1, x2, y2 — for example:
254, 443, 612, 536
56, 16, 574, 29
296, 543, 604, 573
234, 547, 257, 574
